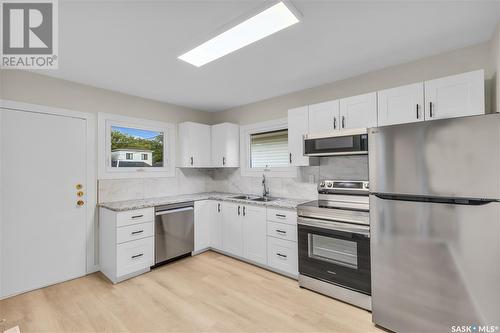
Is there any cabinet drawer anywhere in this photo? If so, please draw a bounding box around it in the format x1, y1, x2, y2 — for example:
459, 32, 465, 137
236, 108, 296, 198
267, 208, 297, 225
267, 221, 297, 242
116, 222, 154, 244
116, 208, 154, 227
116, 237, 153, 277
267, 237, 297, 276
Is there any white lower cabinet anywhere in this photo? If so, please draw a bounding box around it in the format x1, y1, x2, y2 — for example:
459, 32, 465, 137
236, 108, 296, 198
193, 201, 299, 279
100, 207, 155, 283
266, 208, 298, 277
242, 205, 267, 265
221, 202, 244, 256
210, 201, 223, 250
194, 201, 212, 253
267, 236, 298, 276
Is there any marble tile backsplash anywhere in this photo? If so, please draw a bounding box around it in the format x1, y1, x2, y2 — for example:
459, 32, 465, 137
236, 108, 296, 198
98, 156, 369, 203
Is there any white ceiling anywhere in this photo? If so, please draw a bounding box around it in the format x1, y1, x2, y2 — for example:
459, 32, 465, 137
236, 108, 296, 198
42, 0, 500, 111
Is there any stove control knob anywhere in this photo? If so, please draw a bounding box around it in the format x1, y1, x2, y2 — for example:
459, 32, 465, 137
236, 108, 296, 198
326, 182, 333, 188
319, 181, 325, 187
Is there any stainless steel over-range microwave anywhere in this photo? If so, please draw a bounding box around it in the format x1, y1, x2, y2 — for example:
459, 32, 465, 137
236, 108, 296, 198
303, 128, 368, 156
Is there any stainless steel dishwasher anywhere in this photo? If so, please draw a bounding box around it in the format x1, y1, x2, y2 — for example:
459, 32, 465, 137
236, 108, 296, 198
154, 201, 194, 266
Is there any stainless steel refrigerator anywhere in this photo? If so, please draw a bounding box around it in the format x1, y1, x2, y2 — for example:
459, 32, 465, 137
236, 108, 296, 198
369, 114, 500, 333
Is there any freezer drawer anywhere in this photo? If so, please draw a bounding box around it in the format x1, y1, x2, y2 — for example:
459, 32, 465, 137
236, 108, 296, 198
370, 195, 500, 332
369, 113, 500, 199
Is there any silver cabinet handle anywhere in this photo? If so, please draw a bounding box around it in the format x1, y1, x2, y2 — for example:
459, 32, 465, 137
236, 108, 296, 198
217, 203, 221, 212
429, 102, 433, 118
289, 153, 292, 164
243, 206, 246, 216
416, 104, 419, 119
131, 214, 143, 219
222, 157, 226, 166
276, 229, 286, 234
238, 205, 241, 216
276, 253, 287, 258
131, 230, 144, 235
276, 214, 286, 219
342, 116, 345, 128
131, 253, 143, 259
333, 117, 337, 130
190, 156, 194, 165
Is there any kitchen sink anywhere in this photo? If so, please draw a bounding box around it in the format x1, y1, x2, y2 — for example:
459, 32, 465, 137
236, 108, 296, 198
251, 197, 277, 202
231, 195, 258, 200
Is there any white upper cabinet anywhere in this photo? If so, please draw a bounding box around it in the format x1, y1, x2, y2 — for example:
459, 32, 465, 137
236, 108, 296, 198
308, 100, 340, 134
378, 82, 425, 126
288, 106, 310, 166
424, 70, 484, 121
178, 122, 211, 167
211, 123, 239, 167
339, 92, 378, 129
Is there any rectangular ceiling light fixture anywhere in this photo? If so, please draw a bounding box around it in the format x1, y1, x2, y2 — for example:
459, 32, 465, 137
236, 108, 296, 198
178, 1, 300, 67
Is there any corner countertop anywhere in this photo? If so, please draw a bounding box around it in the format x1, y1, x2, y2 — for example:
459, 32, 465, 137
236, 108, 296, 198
99, 192, 310, 212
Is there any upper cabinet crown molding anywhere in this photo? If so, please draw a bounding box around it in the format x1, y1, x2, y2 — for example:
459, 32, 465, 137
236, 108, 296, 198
178, 121, 239, 168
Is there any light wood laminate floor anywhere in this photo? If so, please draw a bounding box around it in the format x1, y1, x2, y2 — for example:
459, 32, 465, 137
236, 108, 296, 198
0, 251, 383, 333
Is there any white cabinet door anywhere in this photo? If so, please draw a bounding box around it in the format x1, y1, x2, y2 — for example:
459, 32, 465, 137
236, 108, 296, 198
211, 123, 239, 167
194, 201, 211, 252
242, 205, 267, 265
424, 70, 484, 121
378, 82, 424, 126
178, 122, 211, 167
339, 92, 377, 129
210, 201, 223, 250
221, 202, 243, 256
288, 106, 310, 166
308, 100, 340, 134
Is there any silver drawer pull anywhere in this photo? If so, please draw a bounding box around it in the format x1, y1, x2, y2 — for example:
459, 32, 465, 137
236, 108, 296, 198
276, 253, 287, 258
276, 214, 286, 218
131, 230, 144, 235
131, 214, 144, 219
276, 229, 286, 234
131, 253, 143, 259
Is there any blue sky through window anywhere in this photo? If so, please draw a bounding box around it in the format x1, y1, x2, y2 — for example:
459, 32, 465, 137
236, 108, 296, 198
111, 126, 161, 140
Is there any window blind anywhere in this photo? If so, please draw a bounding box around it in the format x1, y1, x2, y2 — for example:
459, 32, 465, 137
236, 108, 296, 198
250, 129, 289, 168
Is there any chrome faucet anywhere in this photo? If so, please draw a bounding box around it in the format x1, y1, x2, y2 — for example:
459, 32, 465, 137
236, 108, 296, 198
262, 174, 269, 198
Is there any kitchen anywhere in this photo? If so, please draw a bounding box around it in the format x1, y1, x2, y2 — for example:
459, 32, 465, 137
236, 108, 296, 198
0, 1, 499, 333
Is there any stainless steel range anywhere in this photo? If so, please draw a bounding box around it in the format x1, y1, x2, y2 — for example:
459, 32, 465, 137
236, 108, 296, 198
297, 180, 371, 310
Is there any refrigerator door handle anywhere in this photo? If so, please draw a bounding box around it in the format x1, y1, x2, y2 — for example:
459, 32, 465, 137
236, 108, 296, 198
372, 193, 496, 206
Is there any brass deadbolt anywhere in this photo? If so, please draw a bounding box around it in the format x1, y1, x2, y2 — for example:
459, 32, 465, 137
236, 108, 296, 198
77, 200, 85, 206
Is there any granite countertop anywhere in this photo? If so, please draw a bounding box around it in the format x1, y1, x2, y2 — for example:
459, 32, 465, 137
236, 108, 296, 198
99, 192, 310, 212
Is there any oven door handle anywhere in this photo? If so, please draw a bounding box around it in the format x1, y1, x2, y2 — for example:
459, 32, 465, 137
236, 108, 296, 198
298, 217, 370, 236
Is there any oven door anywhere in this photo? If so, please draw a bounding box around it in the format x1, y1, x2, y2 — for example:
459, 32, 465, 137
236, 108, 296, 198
304, 133, 368, 156
298, 217, 371, 295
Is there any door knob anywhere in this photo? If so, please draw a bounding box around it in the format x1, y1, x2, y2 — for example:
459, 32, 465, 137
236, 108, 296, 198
77, 200, 85, 206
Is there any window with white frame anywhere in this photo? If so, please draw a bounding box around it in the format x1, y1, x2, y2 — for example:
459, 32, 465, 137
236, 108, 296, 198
98, 113, 176, 179
241, 118, 297, 177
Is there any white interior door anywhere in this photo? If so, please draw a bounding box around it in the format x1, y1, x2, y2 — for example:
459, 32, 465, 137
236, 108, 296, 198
1, 109, 87, 297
